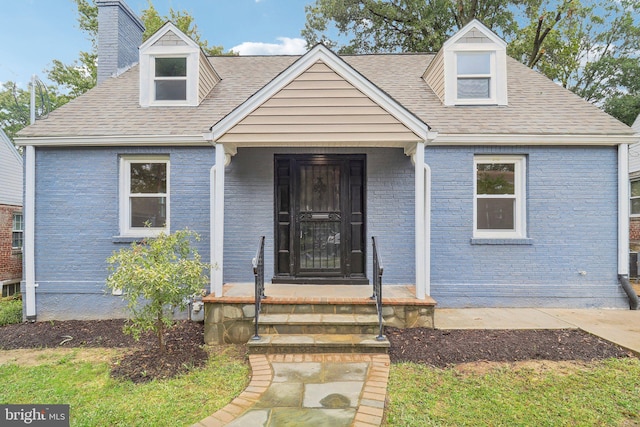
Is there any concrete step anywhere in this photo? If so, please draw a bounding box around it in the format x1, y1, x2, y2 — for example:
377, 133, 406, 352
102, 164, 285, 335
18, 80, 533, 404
257, 313, 382, 335
247, 333, 390, 354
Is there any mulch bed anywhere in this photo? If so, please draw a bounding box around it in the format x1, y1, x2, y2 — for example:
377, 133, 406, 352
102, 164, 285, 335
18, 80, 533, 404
386, 327, 636, 367
0, 321, 636, 381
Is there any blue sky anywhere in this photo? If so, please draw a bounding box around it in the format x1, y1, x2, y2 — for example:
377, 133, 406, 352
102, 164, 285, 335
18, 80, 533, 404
0, 0, 311, 88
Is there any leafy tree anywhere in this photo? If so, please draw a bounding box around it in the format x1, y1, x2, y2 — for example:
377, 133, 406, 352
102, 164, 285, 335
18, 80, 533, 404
302, 0, 521, 54
106, 229, 210, 353
303, 0, 640, 124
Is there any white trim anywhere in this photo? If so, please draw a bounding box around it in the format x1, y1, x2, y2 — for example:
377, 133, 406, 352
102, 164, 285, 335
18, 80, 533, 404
210, 165, 219, 295
424, 163, 431, 298
619, 144, 629, 275
139, 22, 200, 51
213, 145, 225, 295
14, 134, 211, 147
24, 146, 36, 320
430, 133, 638, 146
211, 44, 429, 142
415, 142, 426, 299
119, 156, 170, 238
473, 155, 526, 239
11, 212, 23, 250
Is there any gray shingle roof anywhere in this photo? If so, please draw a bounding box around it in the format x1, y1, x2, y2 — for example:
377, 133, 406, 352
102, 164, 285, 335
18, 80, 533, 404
17, 53, 632, 139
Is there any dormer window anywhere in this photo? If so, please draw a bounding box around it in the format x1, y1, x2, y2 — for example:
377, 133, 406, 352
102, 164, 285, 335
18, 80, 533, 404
139, 22, 220, 108
154, 57, 187, 101
437, 19, 508, 107
457, 52, 493, 100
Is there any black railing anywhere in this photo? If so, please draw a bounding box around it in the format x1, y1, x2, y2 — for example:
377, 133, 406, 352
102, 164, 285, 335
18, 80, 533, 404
251, 236, 266, 340
371, 236, 385, 341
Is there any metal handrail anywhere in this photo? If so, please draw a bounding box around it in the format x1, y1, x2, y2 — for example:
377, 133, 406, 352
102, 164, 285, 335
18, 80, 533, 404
251, 236, 266, 340
371, 236, 385, 341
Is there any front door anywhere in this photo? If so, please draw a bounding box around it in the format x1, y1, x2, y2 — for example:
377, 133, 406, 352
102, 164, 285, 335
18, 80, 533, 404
274, 155, 367, 284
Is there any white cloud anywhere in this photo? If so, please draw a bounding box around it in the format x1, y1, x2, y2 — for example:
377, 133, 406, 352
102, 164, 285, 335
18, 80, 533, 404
230, 37, 307, 56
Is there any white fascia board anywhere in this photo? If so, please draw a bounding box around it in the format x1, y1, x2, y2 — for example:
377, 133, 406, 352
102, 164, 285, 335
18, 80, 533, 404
211, 44, 430, 142
430, 133, 639, 146
14, 134, 212, 147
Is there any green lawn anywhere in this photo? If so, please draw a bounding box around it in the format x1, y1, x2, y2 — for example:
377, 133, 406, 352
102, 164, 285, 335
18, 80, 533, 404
0, 347, 249, 427
2, 346, 639, 426
386, 358, 640, 426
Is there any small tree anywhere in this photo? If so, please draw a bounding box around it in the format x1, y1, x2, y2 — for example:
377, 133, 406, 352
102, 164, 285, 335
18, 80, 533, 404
106, 229, 210, 353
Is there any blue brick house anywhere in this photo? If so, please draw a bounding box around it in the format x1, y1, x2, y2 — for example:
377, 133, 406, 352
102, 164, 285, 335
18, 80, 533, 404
15, 0, 638, 321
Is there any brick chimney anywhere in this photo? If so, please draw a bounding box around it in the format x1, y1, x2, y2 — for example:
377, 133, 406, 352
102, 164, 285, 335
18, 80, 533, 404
96, 0, 145, 84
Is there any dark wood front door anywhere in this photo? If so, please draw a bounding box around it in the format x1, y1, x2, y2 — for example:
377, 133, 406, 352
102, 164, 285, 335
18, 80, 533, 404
274, 155, 367, 284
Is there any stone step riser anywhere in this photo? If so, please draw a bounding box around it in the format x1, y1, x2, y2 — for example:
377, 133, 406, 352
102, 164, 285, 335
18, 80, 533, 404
258, 324, 380, 335
260, 304, 379, 315
247, 345, 388, 355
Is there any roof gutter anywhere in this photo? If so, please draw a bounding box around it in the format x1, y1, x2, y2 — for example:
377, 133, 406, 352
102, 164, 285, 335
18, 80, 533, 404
14, 134, 213, 147
431, 134, 638, 146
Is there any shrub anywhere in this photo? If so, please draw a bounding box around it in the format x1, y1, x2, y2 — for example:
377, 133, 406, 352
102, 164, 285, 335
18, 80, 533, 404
0, 294, 23, 326
106, 229, 210, 353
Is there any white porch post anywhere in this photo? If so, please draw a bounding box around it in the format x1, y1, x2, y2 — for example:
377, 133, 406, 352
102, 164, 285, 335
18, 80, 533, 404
212, 144, 226, 296
424, 163, 431, 298
24, 145, 37, 319
618, 143, 629, 275
415, 141, 426, 299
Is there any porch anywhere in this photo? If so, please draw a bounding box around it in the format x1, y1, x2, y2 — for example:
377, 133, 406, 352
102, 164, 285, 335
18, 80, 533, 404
202, 284, 437, 351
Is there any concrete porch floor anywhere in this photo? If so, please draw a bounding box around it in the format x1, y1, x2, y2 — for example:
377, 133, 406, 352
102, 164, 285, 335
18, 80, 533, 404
204, 283, 436, 305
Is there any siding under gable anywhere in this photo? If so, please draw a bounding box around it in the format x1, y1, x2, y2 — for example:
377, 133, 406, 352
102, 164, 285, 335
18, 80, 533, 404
153, 30, 188, 47
456, 29, 493, 44
218, 61, 423, 144
0, 131, 23, 206
199, 51, 220, 103
423, 49, 445, 102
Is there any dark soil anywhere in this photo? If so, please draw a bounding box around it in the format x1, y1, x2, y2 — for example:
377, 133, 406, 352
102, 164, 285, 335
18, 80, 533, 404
0, 321, 636, 382
386, 327, 636, 367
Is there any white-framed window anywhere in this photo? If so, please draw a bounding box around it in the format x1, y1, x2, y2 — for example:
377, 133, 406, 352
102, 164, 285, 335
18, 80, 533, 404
12, 212, 23, 250
119, 156, 170, 237
474, 155, 526, 238
631, 179, 640, 216
456, 52, 494, 101
154, 57, 187, 101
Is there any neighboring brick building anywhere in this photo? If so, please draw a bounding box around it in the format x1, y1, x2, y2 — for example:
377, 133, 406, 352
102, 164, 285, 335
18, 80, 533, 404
0, 129, 23, 297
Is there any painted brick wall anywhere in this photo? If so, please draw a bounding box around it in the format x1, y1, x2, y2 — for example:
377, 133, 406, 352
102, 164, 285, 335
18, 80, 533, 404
32, 146, 213, 320
223, 147, 415, 284
427, 145, 626, 308
0, 204, 22, 281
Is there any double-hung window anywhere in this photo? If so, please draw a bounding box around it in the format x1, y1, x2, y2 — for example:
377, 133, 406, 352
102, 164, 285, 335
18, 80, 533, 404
474, 156, 526, 238
154, 57, 187, 101
631, 179, 640, 216
12, 212, 23, 250
120, 156, 169, 237
457, 52, 493, 101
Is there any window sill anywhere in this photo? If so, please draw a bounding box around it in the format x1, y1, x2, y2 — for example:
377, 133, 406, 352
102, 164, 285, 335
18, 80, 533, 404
471, 238, 533, 245
11, 249, 22, 255
112, 236, 150, 243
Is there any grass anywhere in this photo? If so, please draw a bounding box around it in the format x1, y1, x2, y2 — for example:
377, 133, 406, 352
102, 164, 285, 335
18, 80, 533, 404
0, 346, 249, 427
386, 358, 640, 426
3, 342, 639, 426
0, 295, 22, 326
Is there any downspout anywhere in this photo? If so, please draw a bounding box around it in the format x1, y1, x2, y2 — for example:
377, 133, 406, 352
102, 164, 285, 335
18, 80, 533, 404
414, 142, 426, 299
424, 163, 431, 298
618, 143, 639, 309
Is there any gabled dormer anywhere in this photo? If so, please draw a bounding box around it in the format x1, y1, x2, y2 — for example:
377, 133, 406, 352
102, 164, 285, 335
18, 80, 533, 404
424, 19, 508, 106
139, 22, 220, 107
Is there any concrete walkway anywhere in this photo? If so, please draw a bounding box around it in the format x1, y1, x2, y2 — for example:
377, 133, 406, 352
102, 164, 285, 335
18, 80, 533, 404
194, 307, 640, 426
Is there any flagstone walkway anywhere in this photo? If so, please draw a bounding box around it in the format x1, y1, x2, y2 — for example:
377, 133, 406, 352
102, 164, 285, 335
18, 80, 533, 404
193, 353, 390, 427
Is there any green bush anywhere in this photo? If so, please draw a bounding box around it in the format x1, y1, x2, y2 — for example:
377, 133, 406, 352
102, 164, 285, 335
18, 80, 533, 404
0, 295, 23, 326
